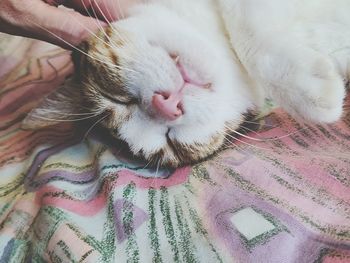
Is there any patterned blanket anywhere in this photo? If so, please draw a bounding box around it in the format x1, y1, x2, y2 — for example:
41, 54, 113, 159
0, 34, 349, 263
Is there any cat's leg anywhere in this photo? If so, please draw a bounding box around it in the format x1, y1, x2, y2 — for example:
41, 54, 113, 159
327, 40, 350, 83
305, 21, 350, 84
219, 0, 346, 123
256, 48, 346, 122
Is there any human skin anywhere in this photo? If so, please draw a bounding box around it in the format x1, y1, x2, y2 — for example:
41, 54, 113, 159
0, 0, 140, 49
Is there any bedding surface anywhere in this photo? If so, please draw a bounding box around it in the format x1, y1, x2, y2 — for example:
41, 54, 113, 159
0, 35, 349, 263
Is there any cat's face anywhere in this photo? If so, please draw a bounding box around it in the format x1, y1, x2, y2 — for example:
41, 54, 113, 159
24, 4, 253, 168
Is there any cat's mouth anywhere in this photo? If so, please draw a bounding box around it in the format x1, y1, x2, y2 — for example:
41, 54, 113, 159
172, 54, 212, 90
105, 122, 223, 168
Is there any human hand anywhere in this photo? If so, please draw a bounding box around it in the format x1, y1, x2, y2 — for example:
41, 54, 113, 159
0, 0, 139, 49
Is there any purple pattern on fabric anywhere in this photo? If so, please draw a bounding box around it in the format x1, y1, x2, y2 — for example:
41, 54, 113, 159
114, 199, 149, 243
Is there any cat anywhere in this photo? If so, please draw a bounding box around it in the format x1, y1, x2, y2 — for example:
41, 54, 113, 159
22, 0, 350, 168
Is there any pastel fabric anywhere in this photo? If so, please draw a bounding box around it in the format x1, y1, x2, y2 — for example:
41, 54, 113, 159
0, 35, 349, 263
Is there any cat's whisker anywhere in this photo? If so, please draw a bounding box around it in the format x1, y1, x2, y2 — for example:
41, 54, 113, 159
141, 158, 153, 170
86, 0, 140, 58
79, 1, 135, 52
223, 133, 252, 150
155, 159, 161, 178
49, 112, 100, 116
38, 113, 100, 118
224, 124, 307, 142
224, 139, 264, 153
223, 132, 269, 150
83, 112, 111, 140
85, 0, 123, 46
222, 139, 246, 152
226, 144, 254, 154
87, 0, 109, 33
115, 0, 126, 20
65, 11, 104, 44
93, 0, 131, 44
223, 138, 262, 156
242, 119, 278, 128
29, 111, 103, 123
87, 0, 136, 48
225, 124, 274, 142
27, 19, 86, 51
80, 104, 105, 113
149, 158, 161, 185
239, 125, 263, 136
110, 28, 136, 52
65, 6, 124, 54
108, 0, 144, 49
39, 109, 102, 116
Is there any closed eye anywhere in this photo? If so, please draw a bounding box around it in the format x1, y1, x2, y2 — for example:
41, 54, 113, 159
100, 89, 138, 105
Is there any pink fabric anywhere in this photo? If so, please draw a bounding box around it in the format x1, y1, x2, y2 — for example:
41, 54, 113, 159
0, 35, 349, 263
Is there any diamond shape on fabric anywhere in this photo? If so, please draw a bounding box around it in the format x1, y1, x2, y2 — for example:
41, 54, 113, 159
228, 207, 289, 250
230, 207, 276, 240
114, 199, 149, 243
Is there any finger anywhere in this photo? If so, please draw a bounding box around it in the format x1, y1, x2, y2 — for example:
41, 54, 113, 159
13, 0, 106, 48
43, 0, 67, 6
67, 0, 141, 22
44, 0, 116, 21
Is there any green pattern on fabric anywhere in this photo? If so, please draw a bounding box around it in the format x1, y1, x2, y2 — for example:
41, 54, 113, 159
123, 183, 140, 263
174, 199, 199, 263
148, 188, 163, 263
160, 187, 180, 263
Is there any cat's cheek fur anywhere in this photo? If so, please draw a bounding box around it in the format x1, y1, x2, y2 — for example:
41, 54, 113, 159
118, 111, 168, 155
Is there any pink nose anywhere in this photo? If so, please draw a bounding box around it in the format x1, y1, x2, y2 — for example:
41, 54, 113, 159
152, 92, 183, 121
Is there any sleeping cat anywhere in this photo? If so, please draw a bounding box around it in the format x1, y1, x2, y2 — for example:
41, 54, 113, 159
22, 0, 350, 167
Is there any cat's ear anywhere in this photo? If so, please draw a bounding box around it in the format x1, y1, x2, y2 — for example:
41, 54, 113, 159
21, 79, 81, 130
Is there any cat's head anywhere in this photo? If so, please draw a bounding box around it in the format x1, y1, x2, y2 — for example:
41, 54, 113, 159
23, 4, 254, 167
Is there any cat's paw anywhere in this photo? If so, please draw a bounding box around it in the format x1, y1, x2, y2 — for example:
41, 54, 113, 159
283, 57, 346, 123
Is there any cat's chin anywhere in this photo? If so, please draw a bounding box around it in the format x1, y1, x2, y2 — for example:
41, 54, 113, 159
95, 127, 222, 169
